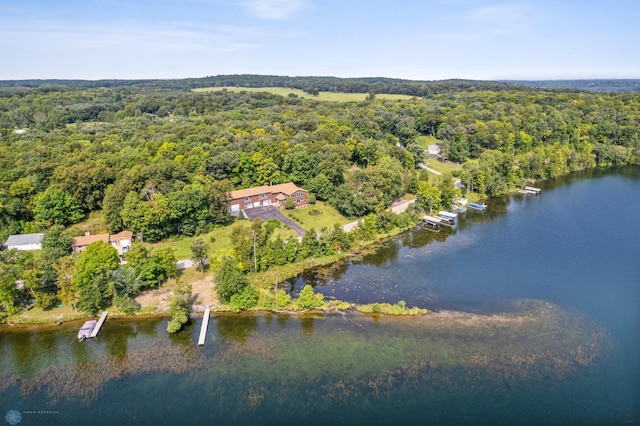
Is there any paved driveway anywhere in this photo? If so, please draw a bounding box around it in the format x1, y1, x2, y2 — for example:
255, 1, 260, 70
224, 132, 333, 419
243, 206, 306, 236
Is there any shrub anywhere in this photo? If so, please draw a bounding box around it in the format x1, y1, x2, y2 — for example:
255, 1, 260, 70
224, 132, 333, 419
275, 289, 291, 308
229, 285, 258, 313
167, 280, 192, 333
215, 255, 249, 302
297, 284, 319, 310
308, 193, 316, 204
113, 294, 138, 314
34, 291, 59, 310
284, 197, 295, 210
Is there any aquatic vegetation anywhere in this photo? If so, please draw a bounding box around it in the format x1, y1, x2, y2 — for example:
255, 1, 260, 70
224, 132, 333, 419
0, 300, 612, 412
356, 301, 428, 315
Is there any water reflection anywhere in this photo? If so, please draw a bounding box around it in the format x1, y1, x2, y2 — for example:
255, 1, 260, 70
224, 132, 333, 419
300, 316, 314, 336
216, 314, 258, 343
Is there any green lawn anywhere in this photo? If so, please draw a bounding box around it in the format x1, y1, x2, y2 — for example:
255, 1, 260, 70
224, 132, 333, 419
415, 135, 439, 150
424, 159, 461, 175
149, 220, 247, 261
8, 304, 87, 324
415, 135, 463, 175
193, 87, 416, 102
284, 202, 351, 231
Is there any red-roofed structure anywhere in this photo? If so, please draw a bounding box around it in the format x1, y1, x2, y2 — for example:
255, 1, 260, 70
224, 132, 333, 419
227, 182, 308, 215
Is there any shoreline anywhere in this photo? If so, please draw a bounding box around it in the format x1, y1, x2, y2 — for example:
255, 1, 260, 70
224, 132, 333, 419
6, 165, 634, 326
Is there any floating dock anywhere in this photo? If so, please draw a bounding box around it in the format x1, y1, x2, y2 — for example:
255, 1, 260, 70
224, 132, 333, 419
524, 186, 541, 195
88, 311, 108, 338
198, 306, 211, 347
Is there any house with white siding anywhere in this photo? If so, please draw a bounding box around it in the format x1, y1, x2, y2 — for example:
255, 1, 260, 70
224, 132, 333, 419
4, 233, 45, 251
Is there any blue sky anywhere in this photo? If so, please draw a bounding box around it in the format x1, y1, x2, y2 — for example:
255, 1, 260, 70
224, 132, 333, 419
1, 0, 638, 80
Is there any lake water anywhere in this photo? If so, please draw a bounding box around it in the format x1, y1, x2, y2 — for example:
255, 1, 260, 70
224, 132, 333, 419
1, 167, 639, 425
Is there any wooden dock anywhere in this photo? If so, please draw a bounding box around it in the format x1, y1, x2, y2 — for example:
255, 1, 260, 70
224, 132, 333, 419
89, 311, 108, 338
198, 306, 211, 346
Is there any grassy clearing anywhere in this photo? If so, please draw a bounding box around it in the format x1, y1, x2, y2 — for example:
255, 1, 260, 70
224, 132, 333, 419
149, 220, 247, 261
424, 158, 461, 175
193, 87, 416, 102
285, 202, 351, 231
415, 135, 440, 150
7, 304, 87, 324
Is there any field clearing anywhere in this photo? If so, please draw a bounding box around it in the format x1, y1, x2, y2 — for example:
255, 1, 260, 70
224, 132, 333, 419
149, 220, 246, 261
193, 86, 417, 102
284, 202, 352, 230
415, 135, 440, 150
425, 158, 462, 175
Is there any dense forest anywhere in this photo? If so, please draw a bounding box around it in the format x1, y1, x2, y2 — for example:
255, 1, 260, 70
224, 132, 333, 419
1, 80, 639, 242
1, 77, 639, 317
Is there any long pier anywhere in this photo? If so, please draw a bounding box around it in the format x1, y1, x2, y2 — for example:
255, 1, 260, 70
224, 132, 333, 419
198, 306, 211, 346
89, 311, 108, 338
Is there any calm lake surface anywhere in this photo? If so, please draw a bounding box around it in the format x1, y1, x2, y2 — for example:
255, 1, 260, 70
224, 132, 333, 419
1, 167, 639, 425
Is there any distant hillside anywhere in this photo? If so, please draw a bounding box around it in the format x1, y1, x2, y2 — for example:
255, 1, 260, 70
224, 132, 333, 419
505, 79, 640, 93
2, 75, 639, 96
0, 75, 522, 96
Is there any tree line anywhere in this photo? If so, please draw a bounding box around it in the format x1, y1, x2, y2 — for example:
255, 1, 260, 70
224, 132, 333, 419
2, 84, 637, 244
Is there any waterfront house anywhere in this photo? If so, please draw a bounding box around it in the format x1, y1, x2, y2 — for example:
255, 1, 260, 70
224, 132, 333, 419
72, 231, 134, 259
227, 182, 308, 216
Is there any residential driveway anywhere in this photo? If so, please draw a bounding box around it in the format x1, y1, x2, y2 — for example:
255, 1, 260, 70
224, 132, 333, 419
243, 206, 306, 236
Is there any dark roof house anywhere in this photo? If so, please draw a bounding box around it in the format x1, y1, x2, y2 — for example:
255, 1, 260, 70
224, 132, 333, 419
4, 233, 45, 251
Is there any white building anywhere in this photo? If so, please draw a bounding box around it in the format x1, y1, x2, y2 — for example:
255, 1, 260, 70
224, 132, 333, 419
4, 233, 45, 251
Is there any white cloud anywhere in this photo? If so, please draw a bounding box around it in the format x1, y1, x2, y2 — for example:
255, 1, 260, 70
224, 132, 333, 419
243, 0, 306, 20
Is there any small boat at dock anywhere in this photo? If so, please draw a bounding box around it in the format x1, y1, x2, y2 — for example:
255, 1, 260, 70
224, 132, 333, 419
78, 320, 97, 341
468, 202, 487, 211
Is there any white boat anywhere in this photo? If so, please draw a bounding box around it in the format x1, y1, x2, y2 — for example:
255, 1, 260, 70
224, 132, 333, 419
78, 320, 97, 340
468, 202, 487, 211
437, 211, 458, 224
